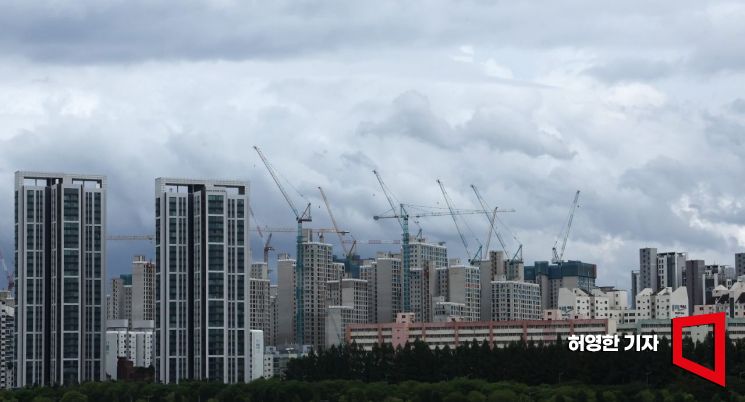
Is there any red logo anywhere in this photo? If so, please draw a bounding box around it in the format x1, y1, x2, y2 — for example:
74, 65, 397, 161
671, 312, 726, 387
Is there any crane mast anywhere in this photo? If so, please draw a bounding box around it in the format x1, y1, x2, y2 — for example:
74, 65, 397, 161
263, 233, 274, 264
471, 185, 512, 259
318, 187, 349, 256
254, 145, 311, 346
372, 169, 412, 311
437, 179, 479, 263
0, 249, 13, 292
552, 190, 581, 263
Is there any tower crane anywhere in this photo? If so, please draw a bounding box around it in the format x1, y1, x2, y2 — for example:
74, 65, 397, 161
470, 185, 523, 263
552, 190, 581, 264
263, 233, 274, 264
318, 187, 352, 256
437, 179, 482, 264
372, 169, 414, 312
254, 145, 311, 346
318, 187, 359, 275
0, 248, 14, 292
374, 203, 512, 311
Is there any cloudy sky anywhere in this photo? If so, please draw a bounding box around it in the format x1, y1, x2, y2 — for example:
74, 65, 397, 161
1, 0, 745, 289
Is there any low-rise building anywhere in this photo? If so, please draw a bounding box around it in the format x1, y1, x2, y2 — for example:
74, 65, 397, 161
634, 287, 688, 320
347, 314, 612, 350
264, 345, 312, 379
433, 299, 466, 322
105, 320, 155, 380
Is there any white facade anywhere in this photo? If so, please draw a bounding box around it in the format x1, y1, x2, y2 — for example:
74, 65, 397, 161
249, 330, 264, 381
491, 281, 540, 321
131, 256, 156, 322
634, 287, 688, 320
554, 287, 629, 321
325, 278, 369, 347
445, 265, 480, 321
263, 352, 274, 379
105, 319, 155, 380
433, 300, 466, 322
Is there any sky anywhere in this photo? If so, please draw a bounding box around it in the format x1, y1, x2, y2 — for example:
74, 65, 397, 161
1, 0, 745, 290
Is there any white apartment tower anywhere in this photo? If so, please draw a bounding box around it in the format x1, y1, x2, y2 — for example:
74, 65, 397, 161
477, 251, 504, 321
445, 265, 480, 321
15, 172, 107, 386
491, 281, 541, 321
249, 263, 271, 346
131, 256, 156, 322
300, 241, 334, 351
155, 178, 250, 384
325, 278, 369, 347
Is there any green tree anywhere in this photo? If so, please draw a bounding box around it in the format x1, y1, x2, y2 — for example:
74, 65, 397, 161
488, 389, 518, 402
61, 390, 89, 402
466, 390, 486, 402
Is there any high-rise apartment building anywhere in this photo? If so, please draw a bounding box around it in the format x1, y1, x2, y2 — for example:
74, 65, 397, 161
408, 241, 448, 272
656, 252, 687, 290
410, 266, 433, 322
269, 285, 278, 347
444, 265, 480, 321
131, 256, 156, 322
300, 242, 334, 351
275, 256, 295, 346
477, 251, 504, 321
15, 172, 107, 386
155, 178, 250, 384
737, 253, 745, 278
524, 260, 597, 310
685, 260, 706, 314
325, 278, 368, 347
639, 248, 657, 292
0, 290, 14, 389
107, 274, 132, 321
491, 281, 540, 321
275, 241, 336, 350
359, 262, 377, 323
630, 270, 639, 307
249, 263, 271, 347
372, 257, 402, 323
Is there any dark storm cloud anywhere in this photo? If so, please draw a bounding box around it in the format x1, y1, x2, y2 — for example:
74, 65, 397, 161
0, 0, 727, 69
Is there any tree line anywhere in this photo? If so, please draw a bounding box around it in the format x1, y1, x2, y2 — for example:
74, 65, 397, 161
3, 335, 745, 401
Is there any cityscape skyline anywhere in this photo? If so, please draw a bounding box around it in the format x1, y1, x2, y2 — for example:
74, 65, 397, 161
6, 168, 745, 386
2, 0, 745, 304
1, 166, 745, 292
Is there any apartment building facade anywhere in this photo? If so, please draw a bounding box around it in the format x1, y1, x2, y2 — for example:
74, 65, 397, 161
14, 171, 107, 386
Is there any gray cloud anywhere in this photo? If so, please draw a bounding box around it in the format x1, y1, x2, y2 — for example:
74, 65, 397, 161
2, 0, 745, 292
359, 91, 575, 160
